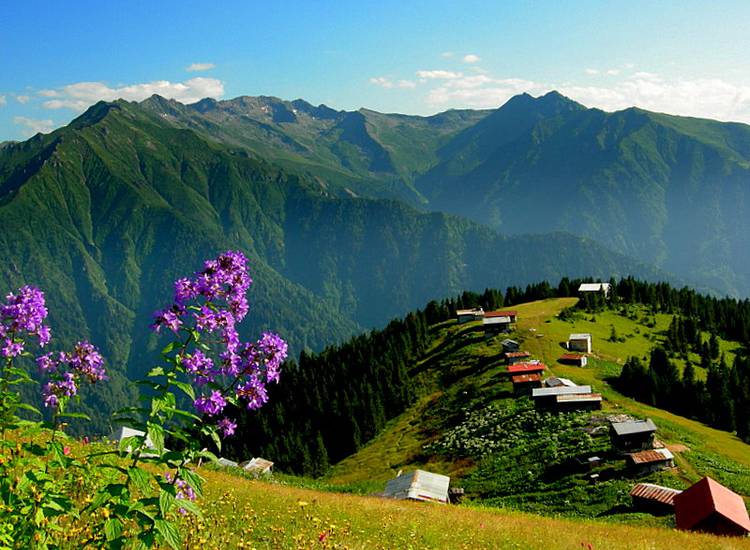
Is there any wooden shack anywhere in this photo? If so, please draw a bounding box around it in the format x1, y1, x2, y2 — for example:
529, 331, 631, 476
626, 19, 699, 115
240, 457, 274, 476
483, 315, 512, 335
505, 351, 531, 365
532, 385, 592, 409
555, 392, 602, 411
511, 373, 542, 394
578, 282, 611, 298
630, 483, 682, 515
506, 362, 546, 377
674, 477, 750, 536
609, 418, 657, 452
568, 333, 592, 353
383, 470, 450, 504
501, 339, 520, 352
559, 353, 588, 367
456, 308, 484, 324
625, 448, 674, 473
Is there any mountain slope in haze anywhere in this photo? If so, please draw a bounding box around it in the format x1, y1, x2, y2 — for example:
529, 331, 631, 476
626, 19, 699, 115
416, 91, 750, 296
139, 94, 490, 204
0, 100, 667, 428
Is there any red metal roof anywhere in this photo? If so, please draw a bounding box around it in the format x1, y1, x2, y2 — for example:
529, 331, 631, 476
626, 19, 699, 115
560, 353, 585, 360
630, 483, 682, 506
674, 477, 750, 533
505, 351, 531, 358
507, 363, 546, 374
627, 449, 673, 465
485, 310, 517, 318
511, 373, 542, 384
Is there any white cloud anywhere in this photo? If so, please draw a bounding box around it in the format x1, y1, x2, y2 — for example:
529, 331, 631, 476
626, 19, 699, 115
585, 68, 599, 75
416, 70, 463, 80
369, 77, 416, 89
186, 62, 215, 72
441, 51, 454, 58
13, 116, 55, 137
427, 77, 548, 109
558, 73, 750, 123
606, 69, 620, 76
40, 77, 225, 112
462, 54, 481, 64
0, 95, 5, 106
15, 95, 30, 104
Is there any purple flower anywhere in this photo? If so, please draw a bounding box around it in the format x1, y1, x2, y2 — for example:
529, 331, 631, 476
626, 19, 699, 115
150, 306, 184, 334
236, 376, 268, 410
1, 286, 51, 347
68, 341, 107, 382
36, 353, 58, 373
173, 278, 196, 305
217, 417, 237, 438
182, 350, 218, 386
42, 372, 77, 409
164, 471, 197, 514
194, 390, 226, 416
257, 332, 288, 383
1, 338, 23, 358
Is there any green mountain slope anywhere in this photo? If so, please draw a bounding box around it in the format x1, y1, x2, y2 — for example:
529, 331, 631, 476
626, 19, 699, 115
0, 100, 666, 428
416, 91, 750, 296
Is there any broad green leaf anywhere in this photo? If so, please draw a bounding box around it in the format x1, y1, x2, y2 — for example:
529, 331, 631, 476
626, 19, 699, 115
154, 519, 181, 550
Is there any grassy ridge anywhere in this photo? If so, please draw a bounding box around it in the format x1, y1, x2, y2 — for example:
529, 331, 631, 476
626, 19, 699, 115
326, 298, 750, 519
187, 468, 750, 549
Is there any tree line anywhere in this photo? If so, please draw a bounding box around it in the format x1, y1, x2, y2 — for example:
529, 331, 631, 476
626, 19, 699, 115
224, 276, 750, 474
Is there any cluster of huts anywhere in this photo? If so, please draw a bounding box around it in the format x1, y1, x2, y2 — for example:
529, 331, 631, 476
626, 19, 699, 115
109, 426, 274, 476
456, 307, 519, 336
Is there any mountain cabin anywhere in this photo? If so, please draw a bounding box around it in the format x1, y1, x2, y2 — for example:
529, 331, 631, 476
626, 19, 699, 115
578, 282, 611, 298
609, 418, 657, 452
456, 308, 484, 323
383, 469, 450, 504
568, 333, 592, 353
674, 477, 750, 536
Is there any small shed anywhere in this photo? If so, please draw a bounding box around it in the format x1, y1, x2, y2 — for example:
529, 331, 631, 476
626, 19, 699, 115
625, 448, 674, 473
555, 393, 602, 411
506, 362, 546, 376
240, 457, 274, 476
544, 376, 577, 388
505, 351, 531, 365
630, 483, 682, 515
456, 308, 484, 324
217, 457, 239, 468
578, 283, 611, 298
568, 333, 592, 353
501, 339, 520, 352
674, 477, 750, 536
559, 353, 588, 367
511, 373, 542, 394
610, 419, 657, 452
110, 426, 154, 450
532, 385, 592, 409
487, 310, 518, 323
383, 470, 450, 504
483, 315, 512, 335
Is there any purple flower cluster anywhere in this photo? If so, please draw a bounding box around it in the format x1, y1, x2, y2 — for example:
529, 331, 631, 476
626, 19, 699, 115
0, 285, 51, 358
38, 341, 107, 410
151, 251, 287, 436
164, 471, 197, 514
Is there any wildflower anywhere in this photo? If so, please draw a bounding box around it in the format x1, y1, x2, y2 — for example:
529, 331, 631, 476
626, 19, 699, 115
1, 339, 23, 358
36, 353, 57, 372
235, 376, 268, 410
67, 341, 106, 382
217, 417, 237, 438
1, 286, 50, 345
183, 350, 218, 385
194, 390, 226, 416
42, 372, 77, 409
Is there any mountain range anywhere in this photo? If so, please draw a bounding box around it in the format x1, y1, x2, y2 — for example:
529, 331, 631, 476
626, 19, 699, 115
2, 89, 749, 426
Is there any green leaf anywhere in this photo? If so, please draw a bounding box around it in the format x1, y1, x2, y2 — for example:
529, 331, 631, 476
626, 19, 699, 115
171, 380, 195, 401
158, 489, 175, 517
128, 467, 152, 494
104, 518, 123, 541
177, 468, 203, 499
147, 365, 166, 377
146, 422, 165, 454
154, 519, 181, 550
58, 411, 90, 420
161, 342, 177, 355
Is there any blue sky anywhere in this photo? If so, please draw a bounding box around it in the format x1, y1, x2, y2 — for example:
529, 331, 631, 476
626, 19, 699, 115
2, 0, 750, 140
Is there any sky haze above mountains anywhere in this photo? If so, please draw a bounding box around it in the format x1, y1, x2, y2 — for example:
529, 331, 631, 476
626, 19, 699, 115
3, 0, 750, 139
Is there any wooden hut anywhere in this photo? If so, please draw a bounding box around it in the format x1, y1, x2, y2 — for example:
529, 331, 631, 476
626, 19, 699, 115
609, 418, 657, 452
559, 353, 588, 367
630, 483, 682, 515
383, 470, 450, 504
625, 449, 674, 474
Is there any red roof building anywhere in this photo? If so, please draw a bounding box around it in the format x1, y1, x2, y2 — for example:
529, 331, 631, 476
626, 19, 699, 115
511, 373, 542, 384
506, 362, 546, 375
559, 353, 588, 367
674, 477, 750, 536
485, 310, 518, 321
504, 350, 531, 365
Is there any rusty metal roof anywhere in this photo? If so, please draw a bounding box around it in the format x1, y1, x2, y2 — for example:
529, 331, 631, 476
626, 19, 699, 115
627, 448, 673, 465
505, 351, 531, 358
630, 483, 682, 506
485, 310, 517, 318
556, 393, 602, 403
